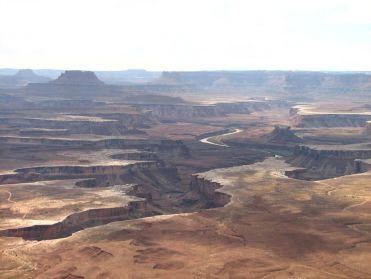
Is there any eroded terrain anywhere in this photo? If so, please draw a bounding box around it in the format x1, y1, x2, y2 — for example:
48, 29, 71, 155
0, 70, 371, 278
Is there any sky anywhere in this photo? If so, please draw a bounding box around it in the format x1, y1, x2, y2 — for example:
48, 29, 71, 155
0, 0, 370, 71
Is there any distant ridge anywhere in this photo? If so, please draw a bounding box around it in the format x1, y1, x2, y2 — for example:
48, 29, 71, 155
155, 71, 371, 94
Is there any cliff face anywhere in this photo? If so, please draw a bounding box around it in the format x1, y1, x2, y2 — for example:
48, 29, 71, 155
0, 137, 190, 160
356, 160, 371, 172
0, 161, 163, 185
0, 200, 147, 240
288, 145, 371, 179
290, 109, 371, 128
0, 171, 234, 241
190, 175, 231, 207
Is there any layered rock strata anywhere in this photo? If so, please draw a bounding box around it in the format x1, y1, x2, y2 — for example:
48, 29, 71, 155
288, 145, 371, 179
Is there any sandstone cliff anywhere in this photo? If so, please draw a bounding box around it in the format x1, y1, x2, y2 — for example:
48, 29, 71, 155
190, 175, 231, 208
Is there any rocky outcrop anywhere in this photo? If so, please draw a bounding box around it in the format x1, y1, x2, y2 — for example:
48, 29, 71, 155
190, 175, 231, 207
265, 126, 303, 144
355, 159, 371, 173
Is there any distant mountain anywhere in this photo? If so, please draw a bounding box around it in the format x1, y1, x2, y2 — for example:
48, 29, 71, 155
0, 69, 50, 88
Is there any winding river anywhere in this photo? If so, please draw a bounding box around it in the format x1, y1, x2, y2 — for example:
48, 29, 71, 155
200, 128, 243, 147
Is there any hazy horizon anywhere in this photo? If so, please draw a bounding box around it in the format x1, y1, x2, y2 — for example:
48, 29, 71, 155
1, 0, 370, 71
1, 68, 371, 74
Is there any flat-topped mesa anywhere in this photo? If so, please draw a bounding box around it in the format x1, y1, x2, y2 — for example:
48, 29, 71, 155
51, 70, 105, 86
289, 106, 371, 128
288, 144, 371, 179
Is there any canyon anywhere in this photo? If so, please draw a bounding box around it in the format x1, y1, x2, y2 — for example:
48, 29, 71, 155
0, 69, 371, 279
